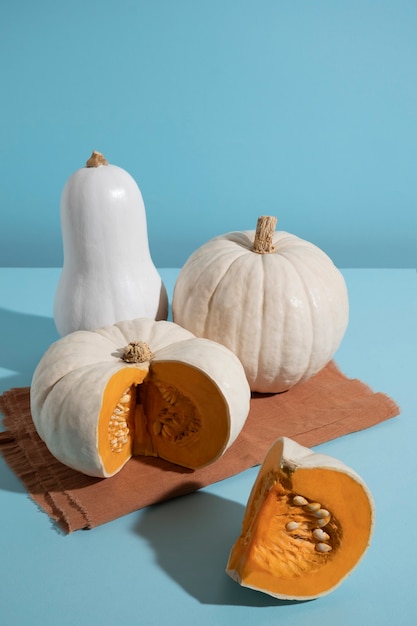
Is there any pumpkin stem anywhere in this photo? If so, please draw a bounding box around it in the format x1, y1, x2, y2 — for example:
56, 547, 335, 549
253, 216, 277, 254
122, 341, 154, 363
86, 151, 109, 168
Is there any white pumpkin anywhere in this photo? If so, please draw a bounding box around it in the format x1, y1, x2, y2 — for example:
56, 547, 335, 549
54, 151, 168, 336
172, 216, 349, 393
30, 318, 251, 477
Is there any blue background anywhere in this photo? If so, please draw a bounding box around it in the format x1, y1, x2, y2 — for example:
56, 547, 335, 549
1, 0, 415, 269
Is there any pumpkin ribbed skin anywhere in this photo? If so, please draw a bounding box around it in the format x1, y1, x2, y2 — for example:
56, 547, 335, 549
31, 318, 250, 477
172, 230, 349, 393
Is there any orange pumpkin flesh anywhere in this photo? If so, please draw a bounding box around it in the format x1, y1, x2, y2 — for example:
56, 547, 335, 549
98, 367, 148, 477
138, 361, 230, 467
98, 361, 230, 476
226, 437, 374, 600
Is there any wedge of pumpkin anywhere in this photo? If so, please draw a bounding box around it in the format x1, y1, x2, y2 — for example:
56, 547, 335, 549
31, 318, 251, 477
226, 437, 375, 600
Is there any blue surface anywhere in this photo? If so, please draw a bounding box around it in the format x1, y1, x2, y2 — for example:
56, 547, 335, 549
1, 1, 416, 269
0, 267, 416, 626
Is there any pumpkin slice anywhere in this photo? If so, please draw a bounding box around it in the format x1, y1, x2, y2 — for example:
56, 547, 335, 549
31, 319, 251, 478
226, 437, 375, 600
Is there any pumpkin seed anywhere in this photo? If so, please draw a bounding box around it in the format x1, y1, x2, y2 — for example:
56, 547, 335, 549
312, 529, 330, 541
316, 543, 332, 553
305, 502, 321, 512
292, 495, 308, 506
153, 421, 162, 435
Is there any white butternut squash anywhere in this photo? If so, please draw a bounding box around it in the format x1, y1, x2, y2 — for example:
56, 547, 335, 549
54, 151, 168, 336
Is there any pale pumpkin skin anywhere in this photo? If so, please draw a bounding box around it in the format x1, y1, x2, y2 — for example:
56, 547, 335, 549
172, 227, 349, 393
226, 436, 375, 600
30, 318, 251, 477
54, 153, 168, 336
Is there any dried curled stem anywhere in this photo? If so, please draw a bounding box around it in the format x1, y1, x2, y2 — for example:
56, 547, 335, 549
86, 150, 108, 167
122, 341, 154, 363
253, 216, 277, 254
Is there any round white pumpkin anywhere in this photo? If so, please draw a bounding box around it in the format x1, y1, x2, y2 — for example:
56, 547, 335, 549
172, 217, 349, 393
31, 318, 251, 477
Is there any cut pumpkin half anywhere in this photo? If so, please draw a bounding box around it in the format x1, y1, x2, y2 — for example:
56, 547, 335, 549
31, 319, 251, 477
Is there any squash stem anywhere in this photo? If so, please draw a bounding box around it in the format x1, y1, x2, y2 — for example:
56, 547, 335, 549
122, 341, 154, 363
86, 151, 109, 167
253, 216, 277, 254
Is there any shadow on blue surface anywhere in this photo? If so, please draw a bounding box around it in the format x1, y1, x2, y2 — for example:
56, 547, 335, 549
0, 307, 59, 394
134, 488, 310, 608
0, 308, 59, 493
0, 455, 26, 494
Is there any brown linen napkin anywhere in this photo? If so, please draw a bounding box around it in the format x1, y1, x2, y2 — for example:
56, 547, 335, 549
0, 361, 399, 533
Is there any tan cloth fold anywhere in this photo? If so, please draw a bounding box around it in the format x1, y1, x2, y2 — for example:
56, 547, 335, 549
0, 361, 399, 533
